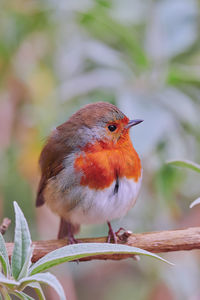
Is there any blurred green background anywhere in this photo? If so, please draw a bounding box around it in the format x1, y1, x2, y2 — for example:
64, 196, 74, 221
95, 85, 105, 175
1, 0, 200, 299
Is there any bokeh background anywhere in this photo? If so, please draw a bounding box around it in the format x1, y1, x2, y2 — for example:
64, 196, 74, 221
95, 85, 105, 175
1, 0, 200, 299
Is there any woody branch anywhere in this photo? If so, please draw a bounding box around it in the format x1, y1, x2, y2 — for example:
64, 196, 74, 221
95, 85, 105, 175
0, 218, 11, 235
5, 227, 200, 262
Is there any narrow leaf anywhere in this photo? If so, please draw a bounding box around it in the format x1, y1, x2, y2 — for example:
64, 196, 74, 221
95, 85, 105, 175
19, 273, 66, 300
0, 233, 10, 276
167, 160, 200, 173
18, 246, 34, 280
29, 243, 172, 275
11, 202, 32, 280
0, 273, 19, 289
167, 67, 200, 86
0, 289, 12, 300
11, 291, 35, 300
190, 197, 200, 208
28, 282, 46, 300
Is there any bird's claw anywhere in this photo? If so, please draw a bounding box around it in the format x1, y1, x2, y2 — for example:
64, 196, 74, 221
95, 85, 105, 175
115, 227, 132, 242
67, 235, 79, 244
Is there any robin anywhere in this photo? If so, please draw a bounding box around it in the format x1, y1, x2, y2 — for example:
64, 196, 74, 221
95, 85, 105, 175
36, 102, 143, 243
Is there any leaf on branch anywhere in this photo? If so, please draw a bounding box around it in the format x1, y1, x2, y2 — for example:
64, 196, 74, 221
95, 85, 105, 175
28, 282, 46, 300
29, 243, 172, 275
18, 246, 34, 280
167, 159, 200, 173
19, 273, 66, 300
11, 202, 32, 280
0, 273, 19, 289
11, 291, 35, 300
0, 233, 10, 276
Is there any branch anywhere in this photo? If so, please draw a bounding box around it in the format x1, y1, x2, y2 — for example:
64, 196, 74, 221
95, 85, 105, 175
0, 218, 11, 235
5, 227, 200, 262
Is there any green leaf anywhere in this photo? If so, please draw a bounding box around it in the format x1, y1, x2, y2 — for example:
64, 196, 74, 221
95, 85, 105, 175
28, 282, 46, 300
11, 202, 32, 280
0, 288, 12, 300
0, 273, 19, 289
79, 6, 148, 69
18, 246, 34, 280
167, 160, 200, 173
167, 67, 200, 86
29, 243, 172, 275
11, 291, 35, 300
19, 273, 66, 300
0, 233, 10, 276
190, 197, 200, 208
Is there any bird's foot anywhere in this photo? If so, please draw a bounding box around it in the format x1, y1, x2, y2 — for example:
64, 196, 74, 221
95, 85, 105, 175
107, 223, 132, 244
115, 227, 140, 261
67, 235, 79, 244
115, 227, 132, 242
66, 222, 79, 244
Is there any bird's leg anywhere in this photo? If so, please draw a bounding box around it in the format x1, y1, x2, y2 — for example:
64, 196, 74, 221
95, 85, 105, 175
66, 223, 80, 264
107, 221, 118, 244
58, 218, 79, 244
67, 222, 79, 244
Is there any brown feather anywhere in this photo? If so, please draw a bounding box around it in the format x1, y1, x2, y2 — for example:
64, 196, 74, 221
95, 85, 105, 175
36, 129, 72, 207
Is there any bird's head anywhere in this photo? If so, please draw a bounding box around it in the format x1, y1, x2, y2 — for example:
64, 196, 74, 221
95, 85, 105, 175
56, 102, 143, 149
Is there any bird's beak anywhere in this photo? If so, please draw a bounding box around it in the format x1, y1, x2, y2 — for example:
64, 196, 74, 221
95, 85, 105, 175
125, 119, 143, 129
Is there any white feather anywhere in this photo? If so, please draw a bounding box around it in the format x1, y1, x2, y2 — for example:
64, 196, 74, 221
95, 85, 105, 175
67, 176, 142, 224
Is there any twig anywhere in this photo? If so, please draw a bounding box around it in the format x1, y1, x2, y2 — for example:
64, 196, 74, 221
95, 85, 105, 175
0, 218, 11, 235
5, 227, 200, 262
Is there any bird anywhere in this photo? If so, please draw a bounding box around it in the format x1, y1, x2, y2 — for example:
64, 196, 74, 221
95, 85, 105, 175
36, 102, 143, 243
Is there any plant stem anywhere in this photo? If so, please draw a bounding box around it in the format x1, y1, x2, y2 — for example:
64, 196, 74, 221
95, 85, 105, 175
0, 287, 11, 300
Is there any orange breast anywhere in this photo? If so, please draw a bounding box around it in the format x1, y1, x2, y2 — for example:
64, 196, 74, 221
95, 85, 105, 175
74, 134, 141, 190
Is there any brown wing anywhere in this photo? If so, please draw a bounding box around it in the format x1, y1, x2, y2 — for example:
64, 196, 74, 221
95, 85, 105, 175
36, 129, 71, 207
36, 163, 64, 207
36, 176, 47, 207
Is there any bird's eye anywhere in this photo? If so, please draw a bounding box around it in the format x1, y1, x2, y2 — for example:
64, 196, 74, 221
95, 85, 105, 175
108, 125, 117, 132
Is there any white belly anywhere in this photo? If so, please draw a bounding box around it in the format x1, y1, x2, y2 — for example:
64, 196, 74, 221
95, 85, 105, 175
68, 176, 142, 224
